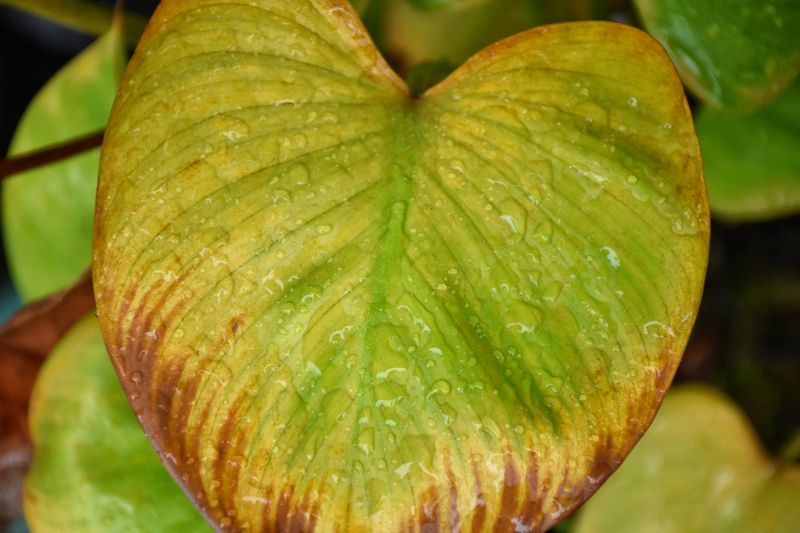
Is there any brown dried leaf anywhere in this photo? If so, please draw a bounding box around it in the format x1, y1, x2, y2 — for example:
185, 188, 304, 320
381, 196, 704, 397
0, 271, 94, 526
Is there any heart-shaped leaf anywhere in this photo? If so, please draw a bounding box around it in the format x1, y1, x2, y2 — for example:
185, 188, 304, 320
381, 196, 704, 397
94, 2, 708, 530
634, 0, 800, 111
697, 78, 800, 221
2, 21, 123, 302
574, 385, 800, 532
25, 315, 211, 532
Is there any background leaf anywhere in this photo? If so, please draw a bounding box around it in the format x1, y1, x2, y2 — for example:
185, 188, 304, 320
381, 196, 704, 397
94, 1, 707, 530
696, 79, 800, 221
406, 0, 490, 10
0, 272, 93, 527
2, 21, 123, 302
378, 0, 539, 72
0, 0, 147, 47
573, 385, 800, 532
25, 314, 211, 532
634, 0, 800, 111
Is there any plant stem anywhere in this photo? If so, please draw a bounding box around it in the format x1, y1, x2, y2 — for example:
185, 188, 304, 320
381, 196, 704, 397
0, 130, 104, 179
0, 0, 147, 47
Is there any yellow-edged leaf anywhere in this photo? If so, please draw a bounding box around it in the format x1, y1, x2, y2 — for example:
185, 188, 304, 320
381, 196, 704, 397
93, 2, 708, 530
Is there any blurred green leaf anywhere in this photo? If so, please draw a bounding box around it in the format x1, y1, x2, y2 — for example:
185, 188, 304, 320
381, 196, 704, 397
377, 0, 613, 76
351, 0, 372, 15
534, 0, 610, 21
697, 79, 800, 221
379, 0, 538, 71
0, 0, 147, 46
25, 315, 211, 532
574, 385, 800, 533
2, 22, 123, 302
635, 0, 800, 111
406, 0, 489, 10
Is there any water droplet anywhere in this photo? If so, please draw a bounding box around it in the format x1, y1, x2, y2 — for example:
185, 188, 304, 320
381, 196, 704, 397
574, 101, 608, 127
505, 300, 544, 334
320, 112, 339, 124
356, 427, 374, 455
131, 371, 143, 385
316, 224, 332, 235
543, 281, 564, 302
626, 174, 638, 184
289, 43, 307, 57
429, 379, 452, 396
285, 163, 310, 186
628, 97, 638, 107
533, 220, 553, 242
600, 246, 621, 269
450, 159, 466, 173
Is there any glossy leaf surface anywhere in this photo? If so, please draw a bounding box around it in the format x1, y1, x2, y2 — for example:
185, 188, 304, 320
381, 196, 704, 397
94, 1, 708, 530
2, 22, 123, 302
574, 385, 800, 532
635, 0, 800, 111
697, 79, 800, 221
25, 315, 210, 532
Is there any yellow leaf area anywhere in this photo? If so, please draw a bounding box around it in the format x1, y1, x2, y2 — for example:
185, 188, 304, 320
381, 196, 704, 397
575, 385, 800, 532
94, 1, 708, 530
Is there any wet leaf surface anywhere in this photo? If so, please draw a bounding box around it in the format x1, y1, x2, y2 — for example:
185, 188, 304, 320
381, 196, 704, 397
574, 385, 800, 532
25, 315, 211, 532
2, 19, 123, 302
94, 2, 708, 530
697, 79, 800, 221
634, 0, 800, 111
0, 272, 94, 527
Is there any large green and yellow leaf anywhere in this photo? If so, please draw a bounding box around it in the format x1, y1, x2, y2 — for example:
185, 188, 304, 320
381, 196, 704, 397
25, 315, 210, 532
574, 385, 800, 532
93, 1, 708, 530
634, 0, 800, 111
697, 78, 800, 221
2, 23, 123, 302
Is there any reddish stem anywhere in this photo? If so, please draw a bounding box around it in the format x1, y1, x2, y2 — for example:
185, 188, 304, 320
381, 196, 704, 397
0, 130, 105, 179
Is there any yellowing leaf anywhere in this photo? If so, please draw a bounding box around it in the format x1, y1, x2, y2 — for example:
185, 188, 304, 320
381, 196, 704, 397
93, 2, 708, 530
574, 385, 800, 532
2, 23, 123, 302
25, 315, 210, 532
